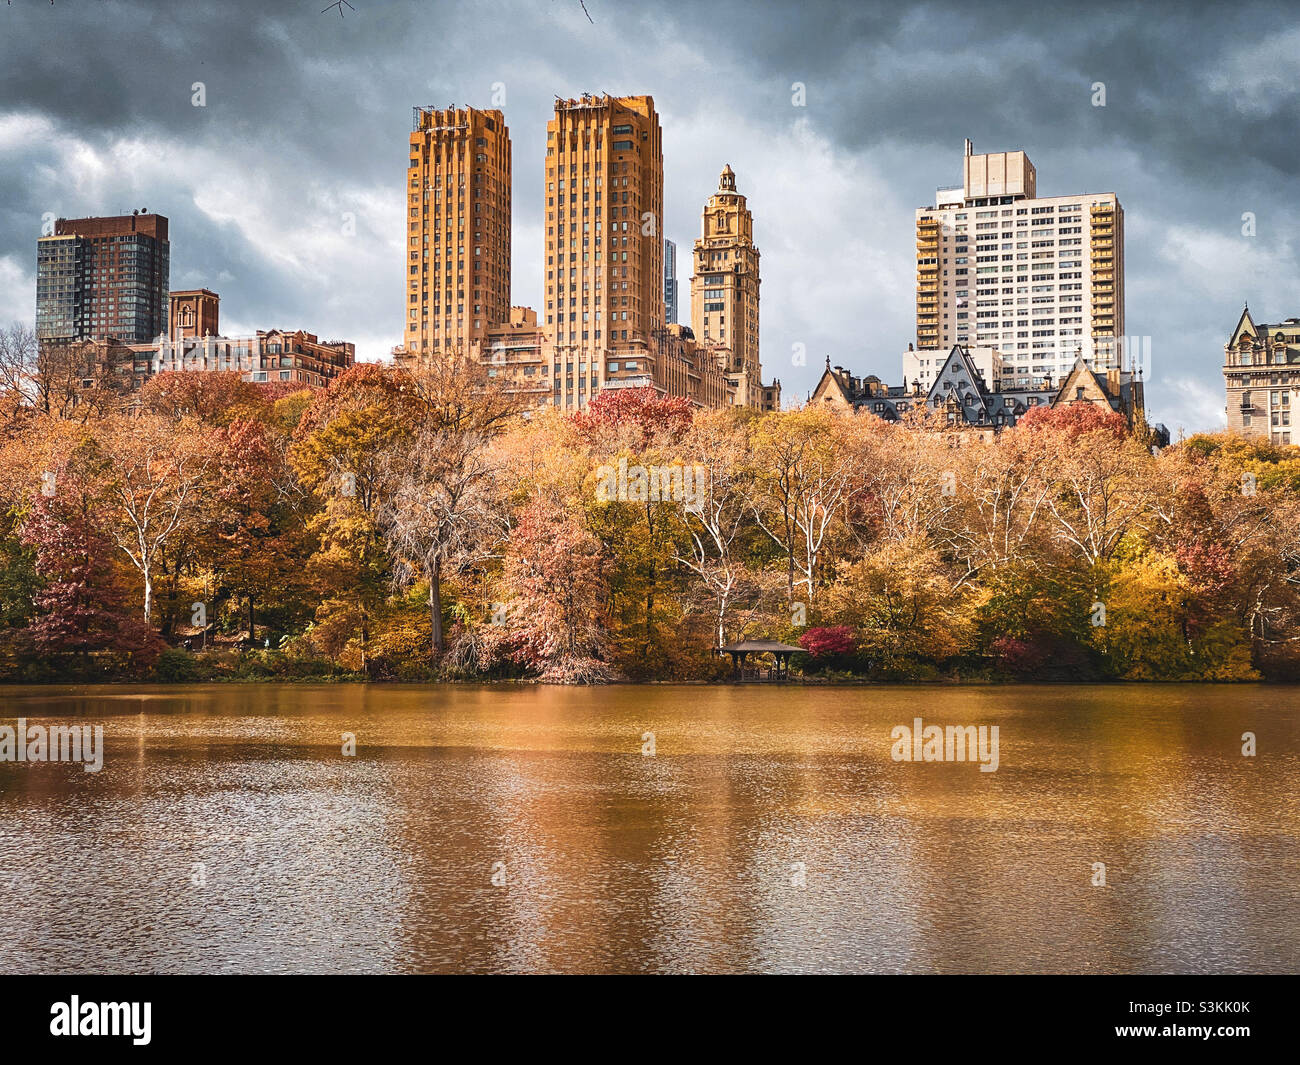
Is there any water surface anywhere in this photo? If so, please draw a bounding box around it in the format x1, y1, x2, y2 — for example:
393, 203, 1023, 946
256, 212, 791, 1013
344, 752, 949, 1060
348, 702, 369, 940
0, 683, 1296, 974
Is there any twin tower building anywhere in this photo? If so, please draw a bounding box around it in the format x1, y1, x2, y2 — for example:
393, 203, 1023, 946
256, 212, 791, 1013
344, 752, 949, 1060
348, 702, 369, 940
395, 96, 780, 412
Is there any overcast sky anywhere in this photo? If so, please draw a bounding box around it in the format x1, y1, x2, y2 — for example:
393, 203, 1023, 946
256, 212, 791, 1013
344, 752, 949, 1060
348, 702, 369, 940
2, 0, 1297, 433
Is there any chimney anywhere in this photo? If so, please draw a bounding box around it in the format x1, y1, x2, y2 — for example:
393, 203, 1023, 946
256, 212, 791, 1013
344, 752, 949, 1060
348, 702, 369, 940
964, 138, 973, 157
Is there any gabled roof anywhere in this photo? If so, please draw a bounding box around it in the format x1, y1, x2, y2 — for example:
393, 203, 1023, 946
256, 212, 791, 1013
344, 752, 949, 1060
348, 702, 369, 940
1054, 357, 1120, 409
923, 344, 996, 425
1229, 305, 1258, 347
810, 360, 856, 406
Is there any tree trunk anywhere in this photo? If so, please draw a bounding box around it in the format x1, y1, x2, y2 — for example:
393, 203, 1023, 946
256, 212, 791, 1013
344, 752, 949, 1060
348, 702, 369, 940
248, 595, 255, 644
360, 601, 369, 673
143, 572, 152, 624
430, 555, 444, 655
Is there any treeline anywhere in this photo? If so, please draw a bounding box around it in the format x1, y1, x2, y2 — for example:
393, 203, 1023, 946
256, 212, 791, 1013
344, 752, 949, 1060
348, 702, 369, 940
2, 344, 1300, 683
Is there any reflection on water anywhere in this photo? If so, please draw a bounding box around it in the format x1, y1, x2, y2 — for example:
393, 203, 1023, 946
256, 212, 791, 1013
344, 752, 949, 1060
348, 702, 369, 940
0, 683, 1296, 974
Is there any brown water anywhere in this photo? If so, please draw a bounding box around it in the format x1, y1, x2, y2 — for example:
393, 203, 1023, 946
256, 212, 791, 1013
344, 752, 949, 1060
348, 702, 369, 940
0, 683, 1296, 974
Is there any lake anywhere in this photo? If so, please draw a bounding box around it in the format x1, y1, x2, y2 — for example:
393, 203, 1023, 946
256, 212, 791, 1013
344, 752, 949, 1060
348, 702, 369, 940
0, 683, 1296, 974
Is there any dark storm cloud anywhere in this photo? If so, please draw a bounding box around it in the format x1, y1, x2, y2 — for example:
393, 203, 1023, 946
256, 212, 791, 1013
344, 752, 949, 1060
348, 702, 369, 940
1, 0, 1296, 431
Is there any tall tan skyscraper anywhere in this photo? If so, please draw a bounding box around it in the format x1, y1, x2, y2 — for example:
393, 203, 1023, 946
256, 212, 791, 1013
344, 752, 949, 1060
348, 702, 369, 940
404, 105, 511, 357
543, 93, 664, 409
915, 140, 1125, 389
690, 164, 767, 407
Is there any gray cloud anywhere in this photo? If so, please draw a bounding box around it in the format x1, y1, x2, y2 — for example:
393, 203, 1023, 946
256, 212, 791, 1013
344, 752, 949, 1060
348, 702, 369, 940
2, 0, 1297, 433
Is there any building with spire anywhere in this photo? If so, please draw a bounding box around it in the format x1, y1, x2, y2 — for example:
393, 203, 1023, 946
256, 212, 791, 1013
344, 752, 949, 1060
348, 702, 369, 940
689, 164, 779, 411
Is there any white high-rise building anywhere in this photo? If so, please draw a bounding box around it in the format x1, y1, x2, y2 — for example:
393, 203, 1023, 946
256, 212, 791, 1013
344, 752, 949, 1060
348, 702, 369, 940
915, 140, 1124, 389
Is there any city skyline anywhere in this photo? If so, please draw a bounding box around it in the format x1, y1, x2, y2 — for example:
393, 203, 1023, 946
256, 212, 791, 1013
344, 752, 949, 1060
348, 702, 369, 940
1, 0, 1297, 433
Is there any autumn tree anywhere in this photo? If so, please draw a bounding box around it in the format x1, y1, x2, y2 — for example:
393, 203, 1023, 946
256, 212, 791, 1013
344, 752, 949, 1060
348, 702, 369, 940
139, 370, 267, 426
18, 453, 161, 676
502, 492, 614, 683
751, 406, 860, 602
32, 338, 133, 423
673, 408, 767, 646
824, 536, 974, 675
95, 414, 217, 623
289, 364, 421, 671
378, 357, 523, 657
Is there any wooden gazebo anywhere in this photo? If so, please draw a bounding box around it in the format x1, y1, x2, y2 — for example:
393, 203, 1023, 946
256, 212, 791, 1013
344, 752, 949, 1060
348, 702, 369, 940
717, 638, 804, 681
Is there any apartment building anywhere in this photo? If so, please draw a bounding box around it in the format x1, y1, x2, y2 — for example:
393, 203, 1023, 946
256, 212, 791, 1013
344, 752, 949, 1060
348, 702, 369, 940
36, 212, 170, 344
1223, 306, 1300, 443
404, 105, 511, 358
915, 141, 1125, 388
150, 289, 353, 387
543, 93, 665, 409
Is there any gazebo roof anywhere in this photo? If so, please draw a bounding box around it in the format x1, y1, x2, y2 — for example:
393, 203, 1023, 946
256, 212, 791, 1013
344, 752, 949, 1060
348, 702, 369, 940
718, 639, 804, 654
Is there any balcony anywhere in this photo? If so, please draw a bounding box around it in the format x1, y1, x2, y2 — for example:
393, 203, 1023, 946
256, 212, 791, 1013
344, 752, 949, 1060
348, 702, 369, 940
1091, 204, 1114, 215
1092, 271, 1114, 282
917, 218, 941, 231
917, 238, 938, 252
1090, 239, 1114, 250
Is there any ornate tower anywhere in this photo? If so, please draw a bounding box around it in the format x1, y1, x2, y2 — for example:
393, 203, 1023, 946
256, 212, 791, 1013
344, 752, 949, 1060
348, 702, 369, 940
690, 164, 764, 405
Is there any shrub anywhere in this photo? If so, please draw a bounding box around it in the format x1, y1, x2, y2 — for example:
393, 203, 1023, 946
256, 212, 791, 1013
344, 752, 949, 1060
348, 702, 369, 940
154, 647, 202, 683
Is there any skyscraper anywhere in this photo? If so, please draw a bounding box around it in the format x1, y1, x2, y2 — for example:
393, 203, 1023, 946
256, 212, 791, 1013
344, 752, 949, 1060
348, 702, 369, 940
36, 212, 170, 344
664, 238, 678, 324
404, 105, 511, 358
915, 141, 1125, 388
691, 164, 774, 408
543, 93, 664, 409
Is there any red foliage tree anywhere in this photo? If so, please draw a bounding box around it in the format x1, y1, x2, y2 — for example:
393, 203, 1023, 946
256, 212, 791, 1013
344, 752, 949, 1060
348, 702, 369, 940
19, 490, 162, 675
1017, 401, 1128, 439
570, 386, 693, 447
798, 625, 856, 658
503, 494, 614, 683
